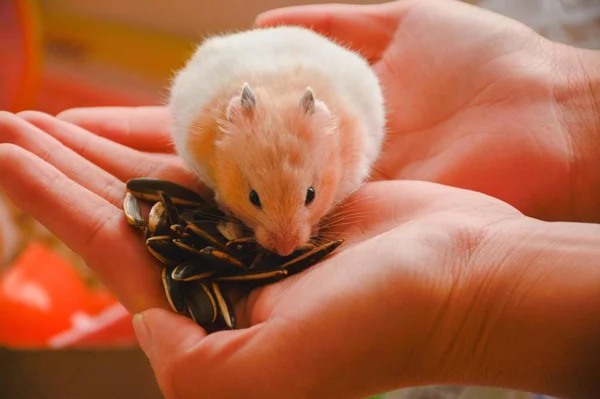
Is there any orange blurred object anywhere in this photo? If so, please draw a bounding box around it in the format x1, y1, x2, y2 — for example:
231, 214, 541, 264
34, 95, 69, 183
0, 243, 116, 348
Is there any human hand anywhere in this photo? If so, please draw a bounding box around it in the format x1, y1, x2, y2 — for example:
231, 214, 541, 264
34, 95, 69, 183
2, 108, 515, 397
124, 177, 600, 399
4, 108, 599, 399
0, 109, 202, 313
255, 0, 600, 223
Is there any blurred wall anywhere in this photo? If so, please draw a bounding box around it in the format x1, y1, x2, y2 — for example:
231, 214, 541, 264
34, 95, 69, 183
3, 0, 386, 114
4, 0, 598, 115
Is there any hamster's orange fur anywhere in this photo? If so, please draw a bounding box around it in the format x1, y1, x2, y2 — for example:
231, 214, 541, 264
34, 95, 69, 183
186, 69, 363, 254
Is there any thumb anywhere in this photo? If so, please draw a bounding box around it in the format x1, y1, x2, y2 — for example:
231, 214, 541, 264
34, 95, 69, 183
132, 308, 206, 374
254, 3, 401, 64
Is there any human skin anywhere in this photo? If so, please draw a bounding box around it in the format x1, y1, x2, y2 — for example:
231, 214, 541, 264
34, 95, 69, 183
0, 0, 599, 398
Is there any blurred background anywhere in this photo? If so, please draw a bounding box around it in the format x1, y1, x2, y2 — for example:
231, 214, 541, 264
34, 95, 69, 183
0, 0, 598, 398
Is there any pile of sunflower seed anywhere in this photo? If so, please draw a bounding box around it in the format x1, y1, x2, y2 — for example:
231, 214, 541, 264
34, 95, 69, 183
122, 178, 343, 333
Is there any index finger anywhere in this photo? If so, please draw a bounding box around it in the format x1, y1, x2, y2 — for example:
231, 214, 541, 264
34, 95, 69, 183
254, 2, 402, 64
0, 144, 168, 313
57, 106, 175, 154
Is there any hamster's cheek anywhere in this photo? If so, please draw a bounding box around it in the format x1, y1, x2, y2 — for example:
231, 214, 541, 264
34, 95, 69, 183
253, 225, 272, 251
311, 199, 333, 225
298, 223, 313, 245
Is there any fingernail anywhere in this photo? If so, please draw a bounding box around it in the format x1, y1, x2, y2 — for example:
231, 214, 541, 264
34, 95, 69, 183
253, 12, 268, 28
132, 312, 152, 357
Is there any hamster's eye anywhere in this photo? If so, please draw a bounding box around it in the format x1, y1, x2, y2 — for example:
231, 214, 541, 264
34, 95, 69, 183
305, 187, 315, 205
249, 189, 261, 208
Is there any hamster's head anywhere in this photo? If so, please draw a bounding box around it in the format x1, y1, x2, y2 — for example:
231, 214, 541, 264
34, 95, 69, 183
212, 82, 342, 256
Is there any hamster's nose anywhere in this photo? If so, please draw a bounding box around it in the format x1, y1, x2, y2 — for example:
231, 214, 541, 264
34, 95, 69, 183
272, 240, 297, 257
270, 231, 301, 257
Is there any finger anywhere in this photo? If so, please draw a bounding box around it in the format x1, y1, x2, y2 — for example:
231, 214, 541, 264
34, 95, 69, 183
18, 111, 202, 190
254, 2, 402, 63
134, 307, 277, 399
133, 308, 207, 397
0, 144, 169, 314
136, 288, 381, 399
0, 111, 125, 207
57, 106, 174, 153
134, 309, 206, 362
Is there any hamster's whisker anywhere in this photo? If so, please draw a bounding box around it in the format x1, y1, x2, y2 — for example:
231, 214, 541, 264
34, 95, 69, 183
320, 209, 370, 226
321, 209, 357, 223
193, 210, 244, 225
319, 222, 367, 237
337, 194, 376, 210
323, 206, 370, 219
312, 230, 349, 246
320, 219, 365, 232
184, 210, 258, 235
331, 184, 369, 207
323, 194, 374, 221
322, 213, 370, 225
319, 214, 371, 235
320, 210, 373, 229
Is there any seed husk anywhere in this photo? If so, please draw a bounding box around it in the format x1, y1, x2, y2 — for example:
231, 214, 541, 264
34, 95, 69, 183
146, 235, 187, 266
148, 201, 169, 235
212, 268, 288, 282
127, 178, 205, 207
185, 281, 217, 326
280, 239, 344, 273
123, 192, 146, 231
172, 261, 216, 282
123, 177, 345, 333
212, 282, 236, 329
162, 267, 186, 313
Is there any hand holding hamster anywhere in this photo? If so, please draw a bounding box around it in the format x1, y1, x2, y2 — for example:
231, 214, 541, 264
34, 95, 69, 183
168, 26, 386, 256
254, 1, 600, 224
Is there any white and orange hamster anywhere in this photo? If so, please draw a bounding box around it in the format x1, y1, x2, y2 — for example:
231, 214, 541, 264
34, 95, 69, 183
168, 25, 386, 256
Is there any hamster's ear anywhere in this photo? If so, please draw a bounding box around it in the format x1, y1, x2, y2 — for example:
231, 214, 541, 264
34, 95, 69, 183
226, 82, 256, 121
300, 87, 329, 117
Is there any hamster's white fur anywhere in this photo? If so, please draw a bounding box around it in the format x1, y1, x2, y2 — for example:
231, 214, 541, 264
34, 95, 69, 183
168, 25, 386, 191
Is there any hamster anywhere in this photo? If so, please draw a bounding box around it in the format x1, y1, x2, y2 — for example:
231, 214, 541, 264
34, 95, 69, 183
168, 25, 386, 256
